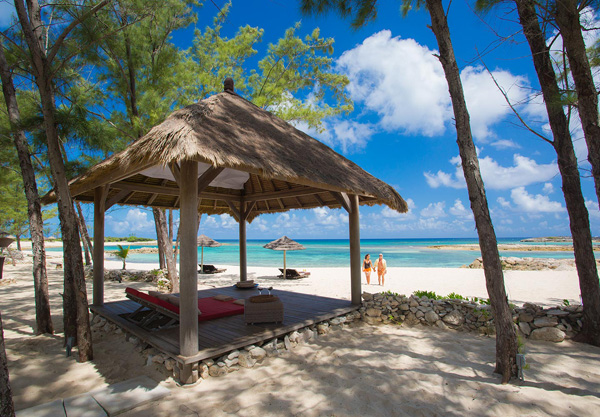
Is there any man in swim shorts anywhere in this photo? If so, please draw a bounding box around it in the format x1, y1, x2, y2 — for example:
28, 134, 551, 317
375, 253, 387, 286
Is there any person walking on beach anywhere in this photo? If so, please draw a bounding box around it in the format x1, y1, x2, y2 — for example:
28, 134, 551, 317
362, 254, 373, 285
375, 253, 387, 286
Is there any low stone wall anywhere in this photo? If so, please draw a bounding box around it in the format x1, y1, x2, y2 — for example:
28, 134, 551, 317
360, 292, 583, 343
84, 266, 167, 284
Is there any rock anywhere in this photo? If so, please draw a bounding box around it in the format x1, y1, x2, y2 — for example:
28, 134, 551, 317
224, 357, 239, 367
546, 309, 570, 317
284, 335, 291, 350
164, 359, 176, 371
400, 303, 410, 311
366, 308, 382, 318
415, 310, 424, 319
424, 310, 439, 324
152, 354, 165, 364
227, 350, 240, 360
533, 316, 558, 328
198, 362, 210, 379
288, 331, 300, 343
203, 359, 214, 367
442, 310, 464, 326
518, 313, 534, 323
363, 316, 381, 325
209, 365, 227, 377
436, 320, 448, 330
317, 323, 329, 335
409, 298, 419, 308
330, 317, 346, 325
518, 322, 531, 336
530, 327, 565, 342
303, 329, 315, 342
404, 312, 420, 326
362, 292, 373, 301
249, 347, 267, 361
238, 352, 257, 368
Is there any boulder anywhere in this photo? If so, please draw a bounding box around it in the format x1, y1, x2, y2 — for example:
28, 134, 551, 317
249, 347, 267, 361
424, 310, 439, 324
518, 313, 534, 323
209, 365, 227, 377
518, 322, 531, 336
533, 316, 558, 328
238, 351, 257, 368
530, 327, 565, 342
442, 310, 464, 326
546, 309, 570, 317
366, 308, 382, 318
362, 292, 373, 301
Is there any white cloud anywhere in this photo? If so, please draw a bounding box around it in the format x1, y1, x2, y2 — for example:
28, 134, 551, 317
420, 202, 447, 218
219, 214, 237, 229
543, 183, 554, 194
107, 208, 154, 233
381, 198, 416, 221
425, 154, 557, 190
497, 197, 512, 209
337, 30, 451, 136
585, 200, 600, 220
250, 217, 268, 232
461, 66, 529, 141
511, 187, 564, 213
449, 199, 472, 219
337, 31, 527, 142
312, 207, 348, 227
490, 139, 521, 150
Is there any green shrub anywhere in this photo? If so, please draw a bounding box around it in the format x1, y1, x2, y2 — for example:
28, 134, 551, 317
446, 292, 467, 300
413, 290, 441, 300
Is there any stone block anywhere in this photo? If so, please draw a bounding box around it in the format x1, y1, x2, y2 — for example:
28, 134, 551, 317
533, 316, 559, 328
530, 327, 565, 342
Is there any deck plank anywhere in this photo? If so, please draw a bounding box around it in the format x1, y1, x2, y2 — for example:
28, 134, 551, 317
91, 287, 359, 364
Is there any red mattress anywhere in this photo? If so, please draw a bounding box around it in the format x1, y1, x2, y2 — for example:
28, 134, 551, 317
125, 287, 244, 322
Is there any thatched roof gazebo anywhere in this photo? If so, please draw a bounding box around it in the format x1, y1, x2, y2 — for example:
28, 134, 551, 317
44, 79, 407, 384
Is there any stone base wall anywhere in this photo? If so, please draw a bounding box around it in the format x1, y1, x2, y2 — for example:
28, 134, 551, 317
84, 266, 167, 284
361, 292, 583, 343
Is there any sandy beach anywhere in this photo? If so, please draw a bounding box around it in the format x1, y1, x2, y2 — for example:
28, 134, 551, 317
1, 253, 599, 415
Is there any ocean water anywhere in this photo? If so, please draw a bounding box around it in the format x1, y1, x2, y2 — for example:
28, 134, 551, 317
81, 238, 594, 268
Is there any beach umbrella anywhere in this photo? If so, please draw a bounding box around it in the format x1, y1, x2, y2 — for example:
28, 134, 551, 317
264, 236, 305, 279
197, 234, 222, 273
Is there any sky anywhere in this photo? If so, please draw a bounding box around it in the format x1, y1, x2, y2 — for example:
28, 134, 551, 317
4, 0, 600, 240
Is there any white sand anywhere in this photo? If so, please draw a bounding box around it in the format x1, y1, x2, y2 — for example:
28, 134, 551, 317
2, 256, 599, 415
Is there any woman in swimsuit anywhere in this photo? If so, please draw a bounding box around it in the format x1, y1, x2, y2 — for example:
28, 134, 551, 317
362, 254, 372, 285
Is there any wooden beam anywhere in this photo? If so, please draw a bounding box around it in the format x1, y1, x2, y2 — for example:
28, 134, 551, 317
112, 182, 239, 202
226, 201, 241, 222
197, 166, 225, 193
244, 186, 324, 202
148, 179, 168, 205
348, 194, 361, 305
313, 193, 325, 206
332, 192, 352, 213
169, 162, 181, 185
179, 160, 199, 375
71, 161, 156, 198
105, 189, 131, 210
242, 201, 256, 221
93, 186, 109, 306
239, 198, 247, 282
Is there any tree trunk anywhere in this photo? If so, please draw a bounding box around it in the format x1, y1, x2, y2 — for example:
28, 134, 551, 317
15, 236, 21, 251
14, 0, 93, 360
156, 209, 178, 292
427, 0, 517, 382
555, 0, 600, 211
75, 202, 92, 266
516, 0, 600, 346
153, 208, 166, 269
0, 312, 15, 417
0, 43, 53, 335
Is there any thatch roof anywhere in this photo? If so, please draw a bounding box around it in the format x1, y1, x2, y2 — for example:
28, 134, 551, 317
43, 81, 407, 221
264, 236, 305, 251
196, 234, 222, 248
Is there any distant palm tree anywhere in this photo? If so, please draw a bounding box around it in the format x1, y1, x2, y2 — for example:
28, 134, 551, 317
114, 245, 130, 270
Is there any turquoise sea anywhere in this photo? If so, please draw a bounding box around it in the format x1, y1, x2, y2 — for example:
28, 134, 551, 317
62, 238, 595, 268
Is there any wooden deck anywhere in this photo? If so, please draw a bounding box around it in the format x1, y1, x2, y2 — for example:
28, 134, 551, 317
90, 286, 358, 364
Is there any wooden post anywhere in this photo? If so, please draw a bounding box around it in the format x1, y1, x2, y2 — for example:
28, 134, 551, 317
239, 198, 247, 282
179, 160, 199, 383
93, 186, 107, 306
348, 194, 361, 305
